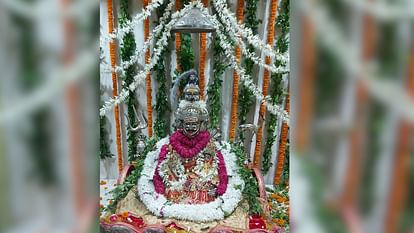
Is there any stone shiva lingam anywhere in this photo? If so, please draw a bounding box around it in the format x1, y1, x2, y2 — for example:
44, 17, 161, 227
137, 70, 244, 222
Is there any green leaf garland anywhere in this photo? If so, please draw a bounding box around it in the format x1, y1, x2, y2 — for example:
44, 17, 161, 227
119, 0, 139, 163
154, 1, 170, 138
238, 0, 260, 142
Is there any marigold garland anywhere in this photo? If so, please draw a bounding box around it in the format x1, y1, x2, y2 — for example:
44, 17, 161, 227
253, 0, 278, 167
238, 0, 259, 142
175, 0, 182, 72
274, 90, 289, 184
144, 0, 153, 137
262, 0, 289, 175
199, 0, 208, 99
106, 0, 123, 172
229, 0, 245, 141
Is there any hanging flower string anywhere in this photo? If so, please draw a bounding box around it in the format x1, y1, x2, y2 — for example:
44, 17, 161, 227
253, 0, 279, 167
100, 1, 289, 122
106, 0, 123, 172
214, 22, 289, 123
101, 0, 175, 75
212, 0, 279, 59
274, 90, 289, 184
262, 0, 289, 175
144, 0, 154, 137
198, 0, 208, 99
100, 0, 287, 77
100, 0, 164, 48
229, 0, 245, 141
213, 0, 288, 74
175, 0, 182, 72
100, 1, 200, 116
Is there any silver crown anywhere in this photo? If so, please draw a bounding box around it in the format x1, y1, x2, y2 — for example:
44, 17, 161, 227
175, 103, 208, 123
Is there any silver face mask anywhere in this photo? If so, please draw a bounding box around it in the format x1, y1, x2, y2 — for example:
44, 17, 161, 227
183, 117, 201, 138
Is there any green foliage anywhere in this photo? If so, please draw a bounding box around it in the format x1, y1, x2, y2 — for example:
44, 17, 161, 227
178, 33, 194, 72
119, 0, 139, 163
232, 144, 263, 215
207, 37, 228, 129
142, 136, 160, 156
154, 1, 170, 138
105, 136, 159, 214
238, 0, 260, 141
100, 116, 114, 160
261, 0, 290, 174
207, 5, 230, 129
104, 168, 141, 214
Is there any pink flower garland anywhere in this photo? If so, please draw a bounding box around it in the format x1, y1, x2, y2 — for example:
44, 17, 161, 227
153, 145, 168, 194
153, 132, 228, 196
169, 131, 211, 158
216, 150, 228, 195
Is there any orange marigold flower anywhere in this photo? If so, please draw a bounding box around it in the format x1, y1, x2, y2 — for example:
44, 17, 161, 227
121, 212, 129, 218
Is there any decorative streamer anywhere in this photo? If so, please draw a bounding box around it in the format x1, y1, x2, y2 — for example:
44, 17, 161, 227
274, 89, 289, 184
144, 0, 153, 137
253, 0, 278, 167
198, 0, 209, 99
106, 0, 123, 172
175, 0, 182, 72
229, 0, 245, 141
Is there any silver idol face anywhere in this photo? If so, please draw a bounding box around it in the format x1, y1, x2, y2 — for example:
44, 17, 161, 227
183, 117, 201, 138
184, 87, 200, 102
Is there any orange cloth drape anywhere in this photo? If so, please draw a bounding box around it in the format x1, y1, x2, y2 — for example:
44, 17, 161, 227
198, 0, 209, 99
106, 0, 123, 172
144, 0, 153, 137
253, 0, 278, 167
175, 0, 182, 72
274, 89, 289, 184
229, 0, 245, 141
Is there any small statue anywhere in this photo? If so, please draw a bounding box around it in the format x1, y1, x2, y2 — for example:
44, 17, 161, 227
153, 77, 226, 204
137, 71, 244, 222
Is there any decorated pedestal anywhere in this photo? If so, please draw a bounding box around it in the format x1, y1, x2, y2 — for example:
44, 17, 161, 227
101, 164, 283, 233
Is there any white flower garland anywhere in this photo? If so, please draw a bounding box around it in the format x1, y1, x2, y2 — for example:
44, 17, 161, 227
159, 151, 187, 191
201, 11, 289, 74
100, 0, 164, 48
212, 0, 278, 59
99, 1, 290, 122
101, 2, 289, 75
215, 24, 290, 123
100, 0, 175, 75
137, 138, 244, 222
99, 1, 205, 116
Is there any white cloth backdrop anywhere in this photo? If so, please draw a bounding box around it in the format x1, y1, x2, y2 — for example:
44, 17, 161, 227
99, 0, 287, 184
